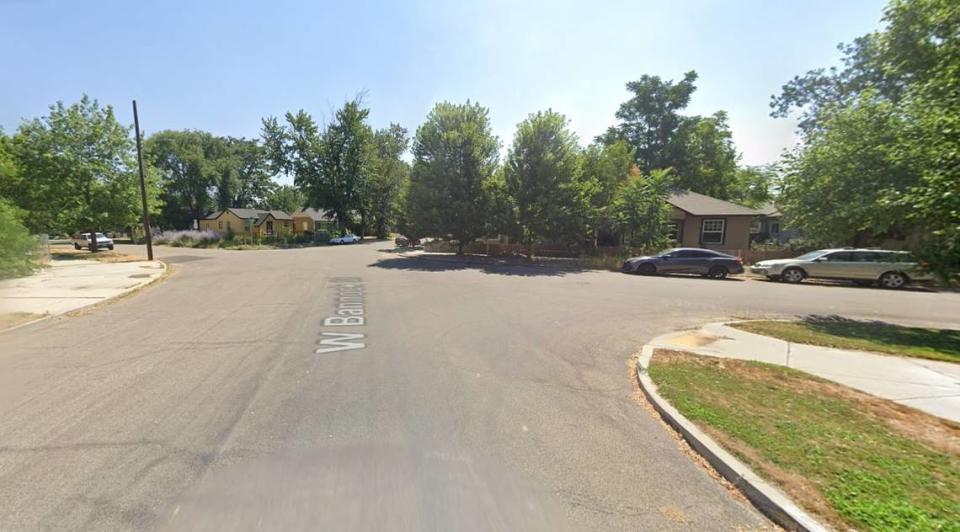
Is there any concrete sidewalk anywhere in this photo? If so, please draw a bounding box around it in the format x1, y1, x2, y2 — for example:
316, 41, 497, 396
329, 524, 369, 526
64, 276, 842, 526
652, 322, 960, 423
0, 259, 165, 317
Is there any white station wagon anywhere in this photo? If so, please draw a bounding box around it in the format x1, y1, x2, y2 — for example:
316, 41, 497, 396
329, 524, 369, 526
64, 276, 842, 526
751, 248, 932, 289
72, 232, 114, 251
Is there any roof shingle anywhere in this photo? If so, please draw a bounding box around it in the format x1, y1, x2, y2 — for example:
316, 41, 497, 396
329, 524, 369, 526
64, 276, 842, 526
666, 190, 760, 216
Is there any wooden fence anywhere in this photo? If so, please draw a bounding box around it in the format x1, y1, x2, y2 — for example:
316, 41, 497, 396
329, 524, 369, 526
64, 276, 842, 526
423, 240, 800, 264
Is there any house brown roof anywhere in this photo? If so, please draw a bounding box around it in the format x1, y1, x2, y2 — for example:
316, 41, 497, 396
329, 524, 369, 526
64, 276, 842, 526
666, 190, 760, 216
254, 210, 294, 225
292, 207, 334, 221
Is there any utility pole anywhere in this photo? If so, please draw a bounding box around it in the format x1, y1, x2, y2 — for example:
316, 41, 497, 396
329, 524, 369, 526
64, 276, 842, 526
132, 100, 154, 261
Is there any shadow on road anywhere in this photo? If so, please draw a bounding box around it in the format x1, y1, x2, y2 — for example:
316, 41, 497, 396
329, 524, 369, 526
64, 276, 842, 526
370, 254, 589, 277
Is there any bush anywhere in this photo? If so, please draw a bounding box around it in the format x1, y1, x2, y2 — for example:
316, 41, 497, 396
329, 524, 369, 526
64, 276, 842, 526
0, 200, 40, 279
153, 229, 221, 248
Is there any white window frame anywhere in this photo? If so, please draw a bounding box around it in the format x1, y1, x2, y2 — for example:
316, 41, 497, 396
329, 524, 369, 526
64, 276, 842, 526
750, 219, 761, 234
701, 218, 725, 245
770, 222, 780, 235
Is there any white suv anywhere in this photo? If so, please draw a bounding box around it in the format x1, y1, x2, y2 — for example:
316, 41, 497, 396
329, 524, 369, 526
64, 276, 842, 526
751, 249, 932, 289
72, 232, 114, 251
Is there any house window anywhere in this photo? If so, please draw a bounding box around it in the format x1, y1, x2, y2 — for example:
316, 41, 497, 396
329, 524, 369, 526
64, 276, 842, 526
701, 219, 725, 245
226, 221, 231, 232
750, 220, 761, 234
770, 222, 780, 234
303, 221, 308, 231
218, 221, 223, 230
665, 222, 680, 243
266, 221, 274, 235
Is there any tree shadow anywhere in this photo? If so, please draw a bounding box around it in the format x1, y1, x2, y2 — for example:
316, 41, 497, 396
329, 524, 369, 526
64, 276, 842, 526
369, 254, 589, 277
800, 314, 960, 359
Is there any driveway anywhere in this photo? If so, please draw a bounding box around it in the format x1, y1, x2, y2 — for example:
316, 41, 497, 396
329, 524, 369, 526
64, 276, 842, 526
1, 243, 958, 530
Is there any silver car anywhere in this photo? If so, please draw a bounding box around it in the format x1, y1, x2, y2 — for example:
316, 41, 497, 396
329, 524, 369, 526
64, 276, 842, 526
751, 248, 932, 289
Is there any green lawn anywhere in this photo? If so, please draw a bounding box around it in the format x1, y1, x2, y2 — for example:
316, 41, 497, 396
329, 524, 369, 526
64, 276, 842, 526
649, 350, 960, 531
731, 317, 960, 363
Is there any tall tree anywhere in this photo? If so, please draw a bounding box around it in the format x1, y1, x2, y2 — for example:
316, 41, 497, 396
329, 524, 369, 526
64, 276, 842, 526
212, 137, 275, 211
144, 130, 217, 229
671, 111, 739, 198
9, 95, 158, 235
771, 0, 958, 277
263, 98, 374, 234
579, 140, 634, 246
368, 124, 410, 238
263, 184, 305, 213
406, 101, 499, 254
602, 72, 698, 172
504, 110, 581, 255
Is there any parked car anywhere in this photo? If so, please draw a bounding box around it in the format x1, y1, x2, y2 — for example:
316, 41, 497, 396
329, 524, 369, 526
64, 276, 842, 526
750, 248, 931, 289
329, 233, 361, 245
72, 232, 114, 251
395, 235, 410, 247
622, 248, 744, 279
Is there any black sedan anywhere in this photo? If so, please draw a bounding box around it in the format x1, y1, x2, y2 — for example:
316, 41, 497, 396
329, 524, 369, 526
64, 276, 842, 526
622, 248, 744, 279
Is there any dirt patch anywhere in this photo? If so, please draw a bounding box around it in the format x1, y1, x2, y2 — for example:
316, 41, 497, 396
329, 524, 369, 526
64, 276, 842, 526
49, 246, 145, 263
662, 332, 719, 348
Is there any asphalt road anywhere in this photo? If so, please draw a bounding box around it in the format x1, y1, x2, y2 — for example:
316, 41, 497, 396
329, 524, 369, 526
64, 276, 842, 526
2, 242, 959, 531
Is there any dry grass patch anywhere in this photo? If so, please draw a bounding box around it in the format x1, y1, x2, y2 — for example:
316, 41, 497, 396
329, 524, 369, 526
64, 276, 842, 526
649, 349, 960, 531
49, 246, 145, 263
0, 312, 45, 331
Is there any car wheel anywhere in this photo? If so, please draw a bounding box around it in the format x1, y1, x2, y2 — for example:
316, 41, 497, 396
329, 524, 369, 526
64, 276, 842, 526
708, 265, 729, 279
879, 271, 907, 289
73, 243, 81, 250
781, 267, 805, 284
636, 263, 656, 275
107, 244, 114, 250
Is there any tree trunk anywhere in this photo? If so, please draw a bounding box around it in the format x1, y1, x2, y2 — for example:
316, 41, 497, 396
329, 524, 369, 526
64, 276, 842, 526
88, 227, 98, 253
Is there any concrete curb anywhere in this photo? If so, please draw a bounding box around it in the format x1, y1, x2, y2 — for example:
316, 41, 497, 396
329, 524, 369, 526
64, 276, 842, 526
1, 260, 168, 334
636, 339, 827, 532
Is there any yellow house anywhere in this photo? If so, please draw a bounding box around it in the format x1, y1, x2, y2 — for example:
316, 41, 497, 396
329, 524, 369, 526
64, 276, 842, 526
292, 207, 337, 235
665, 191, 760, 253
198, 208, 294, 237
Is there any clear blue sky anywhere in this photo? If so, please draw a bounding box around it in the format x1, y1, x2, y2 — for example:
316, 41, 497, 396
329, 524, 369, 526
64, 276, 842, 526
1, 0, 887, 167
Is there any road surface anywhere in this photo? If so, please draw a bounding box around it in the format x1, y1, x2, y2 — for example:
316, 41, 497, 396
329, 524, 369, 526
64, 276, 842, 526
2, 242, 958, 531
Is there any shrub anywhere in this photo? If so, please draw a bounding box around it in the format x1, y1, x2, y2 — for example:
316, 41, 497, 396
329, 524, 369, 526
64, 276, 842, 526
0, 199, 40, 279
153, 229, 221, 248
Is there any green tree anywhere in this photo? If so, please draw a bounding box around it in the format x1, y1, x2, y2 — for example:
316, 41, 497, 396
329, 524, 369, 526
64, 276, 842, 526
368, 124, 410, 238
671, 112, 739, 198
0, 199, 39, 279
779, 94, 917, 247
9, 96, 158, 235
613, 169, 674, 249
772, 0, 958, 277
263, 184, 305, 213
579, 140, 634, 246
602, 72, 698, 172
407, 101, 499, 254
729, 165, 776, 208
504, 110, 582, 255
263, 98, 373, 235
145, 130, 217, 228
212, 137, 275, 211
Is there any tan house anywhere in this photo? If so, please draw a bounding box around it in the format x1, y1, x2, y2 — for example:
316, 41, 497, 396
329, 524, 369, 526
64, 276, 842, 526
198, 208, 294, 237
292, 207, 336, 235
665, 191, 761, 252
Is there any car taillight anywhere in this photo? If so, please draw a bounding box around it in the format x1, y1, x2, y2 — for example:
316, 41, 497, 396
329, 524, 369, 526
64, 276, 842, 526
736, 257, 743, 264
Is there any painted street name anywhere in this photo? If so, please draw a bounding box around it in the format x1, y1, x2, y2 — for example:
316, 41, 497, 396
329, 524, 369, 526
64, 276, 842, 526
316, 277, 367, 354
